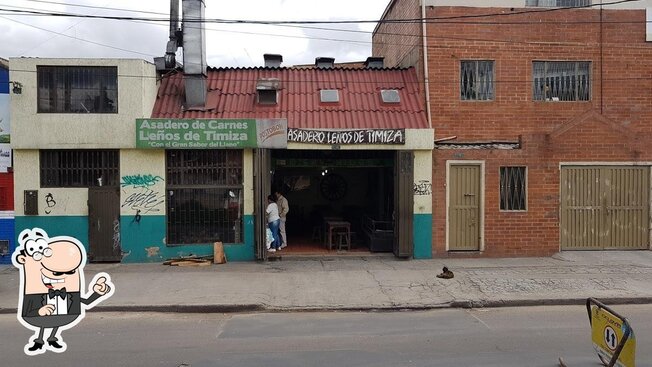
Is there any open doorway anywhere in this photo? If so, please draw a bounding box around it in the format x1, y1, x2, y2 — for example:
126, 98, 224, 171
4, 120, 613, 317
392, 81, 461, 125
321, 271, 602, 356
271, 150, 395, 255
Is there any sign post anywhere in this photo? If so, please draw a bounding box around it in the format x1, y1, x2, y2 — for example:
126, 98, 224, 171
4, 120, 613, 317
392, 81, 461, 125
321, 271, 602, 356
587, 298, 636, 367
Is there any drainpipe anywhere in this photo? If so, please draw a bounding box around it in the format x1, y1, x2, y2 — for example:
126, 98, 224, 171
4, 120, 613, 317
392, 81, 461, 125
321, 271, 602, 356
422, 1, 432, 129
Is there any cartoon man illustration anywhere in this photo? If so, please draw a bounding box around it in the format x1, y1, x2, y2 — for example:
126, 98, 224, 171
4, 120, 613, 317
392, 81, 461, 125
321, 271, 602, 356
12, 228, 115, 355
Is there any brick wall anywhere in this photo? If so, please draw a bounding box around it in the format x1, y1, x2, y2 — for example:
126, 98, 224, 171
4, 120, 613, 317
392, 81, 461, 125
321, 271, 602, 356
373, 0, 423, 81
375, 5, 652, 257
426, 7, 652, 257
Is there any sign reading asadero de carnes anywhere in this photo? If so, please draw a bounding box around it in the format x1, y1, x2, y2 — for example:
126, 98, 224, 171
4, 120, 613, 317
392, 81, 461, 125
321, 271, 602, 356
136, 118, 287, 149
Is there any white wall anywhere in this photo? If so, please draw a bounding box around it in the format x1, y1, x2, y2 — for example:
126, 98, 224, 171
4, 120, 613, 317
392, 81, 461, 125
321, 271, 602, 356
9, 58, 157, 149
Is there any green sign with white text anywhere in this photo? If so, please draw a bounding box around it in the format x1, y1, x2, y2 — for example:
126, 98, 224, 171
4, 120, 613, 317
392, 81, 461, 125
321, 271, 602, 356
136, 118, 259, 149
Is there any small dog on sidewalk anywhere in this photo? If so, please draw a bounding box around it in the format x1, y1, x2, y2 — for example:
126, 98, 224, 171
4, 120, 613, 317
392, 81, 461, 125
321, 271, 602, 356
436, 266, 454, 279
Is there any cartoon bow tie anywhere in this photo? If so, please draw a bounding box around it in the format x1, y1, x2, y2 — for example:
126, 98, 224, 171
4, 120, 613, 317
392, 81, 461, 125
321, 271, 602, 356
48, 288, 67, 300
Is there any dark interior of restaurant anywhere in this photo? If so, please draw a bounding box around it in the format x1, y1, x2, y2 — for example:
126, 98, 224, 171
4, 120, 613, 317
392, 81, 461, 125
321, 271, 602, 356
271, 150, 395, 254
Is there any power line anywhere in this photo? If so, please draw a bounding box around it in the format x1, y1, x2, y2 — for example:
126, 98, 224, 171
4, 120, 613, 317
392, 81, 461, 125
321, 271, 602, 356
0, 0, 646, 25
21, 0, 169, 16
0, 15, 158, 58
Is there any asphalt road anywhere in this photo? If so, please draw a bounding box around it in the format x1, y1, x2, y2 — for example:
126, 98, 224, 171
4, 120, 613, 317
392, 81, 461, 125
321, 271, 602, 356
1, 305, 650, 367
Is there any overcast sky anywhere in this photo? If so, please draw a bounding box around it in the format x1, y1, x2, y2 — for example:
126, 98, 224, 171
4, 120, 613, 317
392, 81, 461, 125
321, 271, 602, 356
0, 0, 390, 67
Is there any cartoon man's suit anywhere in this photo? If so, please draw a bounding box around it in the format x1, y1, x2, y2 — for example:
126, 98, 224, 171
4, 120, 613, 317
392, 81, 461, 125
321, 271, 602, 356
12, 228, 115, 355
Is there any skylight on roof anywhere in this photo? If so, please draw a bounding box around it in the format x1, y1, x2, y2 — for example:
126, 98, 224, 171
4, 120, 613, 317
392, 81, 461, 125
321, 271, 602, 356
381, 89, 400, 103
320, 89, 339, 103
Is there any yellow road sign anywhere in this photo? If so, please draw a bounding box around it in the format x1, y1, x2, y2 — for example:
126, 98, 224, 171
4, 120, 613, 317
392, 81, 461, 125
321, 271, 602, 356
591, 306, 636, 367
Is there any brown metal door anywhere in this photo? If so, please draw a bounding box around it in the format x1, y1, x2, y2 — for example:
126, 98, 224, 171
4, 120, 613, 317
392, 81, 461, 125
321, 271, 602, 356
88, 187, 121, 262
448, 164, 481, 251
604, 167, 650, 249
254, 149, 272, 260
393, 151, 414, 258
561, 166, 650, 250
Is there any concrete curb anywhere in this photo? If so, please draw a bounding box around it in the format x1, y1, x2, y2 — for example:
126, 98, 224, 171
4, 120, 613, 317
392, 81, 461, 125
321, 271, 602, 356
2, 297, 651, 314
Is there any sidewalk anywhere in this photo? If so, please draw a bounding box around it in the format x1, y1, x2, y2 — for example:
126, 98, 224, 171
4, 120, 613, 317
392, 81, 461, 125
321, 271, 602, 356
1, 251, 651, 313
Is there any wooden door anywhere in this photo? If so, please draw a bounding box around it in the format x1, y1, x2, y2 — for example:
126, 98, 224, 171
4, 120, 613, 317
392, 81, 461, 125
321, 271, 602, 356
393, 151, 414, 258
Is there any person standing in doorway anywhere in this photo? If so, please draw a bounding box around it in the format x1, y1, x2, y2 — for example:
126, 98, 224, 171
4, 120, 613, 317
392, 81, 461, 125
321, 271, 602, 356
275, 190, 289, 249
266, 195, 281, 252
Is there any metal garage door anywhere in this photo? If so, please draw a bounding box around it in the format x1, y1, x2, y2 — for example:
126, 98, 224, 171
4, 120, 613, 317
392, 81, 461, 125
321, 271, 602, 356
560, 166, 650, 250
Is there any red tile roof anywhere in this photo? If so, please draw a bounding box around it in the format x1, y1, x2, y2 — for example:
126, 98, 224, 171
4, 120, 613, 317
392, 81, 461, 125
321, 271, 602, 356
152, 67, 429, 129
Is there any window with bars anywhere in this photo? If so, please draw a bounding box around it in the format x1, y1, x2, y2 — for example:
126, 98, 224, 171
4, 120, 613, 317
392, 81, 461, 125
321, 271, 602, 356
461, 60, 494, 101
500, 167, 527, 211
526, 0, 591, 7
37, 66, 118, 113
533, 61, 591, 101
40, 150, 120, 188
166, 150, 244, 245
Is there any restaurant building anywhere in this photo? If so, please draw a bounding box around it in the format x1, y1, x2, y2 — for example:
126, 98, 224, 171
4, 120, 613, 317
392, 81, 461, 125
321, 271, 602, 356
10, 56, 433, 262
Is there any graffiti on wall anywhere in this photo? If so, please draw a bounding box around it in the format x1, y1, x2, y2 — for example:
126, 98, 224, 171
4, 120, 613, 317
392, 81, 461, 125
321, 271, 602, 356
121, 174, 165, 214
413, 180, 432, 196
112, 219, 120, 250
120, 174, 164, 189
121, 189, 164, 214
44, 193, 57, 214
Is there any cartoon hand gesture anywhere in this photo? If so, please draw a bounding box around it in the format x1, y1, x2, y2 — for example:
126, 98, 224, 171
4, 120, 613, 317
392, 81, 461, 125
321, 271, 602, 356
93, 276, 112, 296
38, 304, 56, 316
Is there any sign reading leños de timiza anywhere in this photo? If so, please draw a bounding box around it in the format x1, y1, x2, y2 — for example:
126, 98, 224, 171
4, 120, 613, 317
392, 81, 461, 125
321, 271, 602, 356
136, 118, 287, 149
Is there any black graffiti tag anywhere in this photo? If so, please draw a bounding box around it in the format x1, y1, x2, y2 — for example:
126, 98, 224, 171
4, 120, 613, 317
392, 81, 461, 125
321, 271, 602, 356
121, 189, 164, 213
44, 193, 57, 214
413, 180, 432, 196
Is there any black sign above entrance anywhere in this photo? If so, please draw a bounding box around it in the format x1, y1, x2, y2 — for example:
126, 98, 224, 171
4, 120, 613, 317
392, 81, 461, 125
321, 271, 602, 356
288, 128, 405, 145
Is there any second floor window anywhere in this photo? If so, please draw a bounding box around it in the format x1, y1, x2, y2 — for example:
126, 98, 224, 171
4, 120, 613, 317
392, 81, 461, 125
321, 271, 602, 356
37, 66, 118, 113
533, 61, 591, 102
461, 60, 494, 101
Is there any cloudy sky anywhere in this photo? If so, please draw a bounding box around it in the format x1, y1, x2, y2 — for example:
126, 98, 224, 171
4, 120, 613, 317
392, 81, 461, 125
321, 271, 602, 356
0, 0, 390, 67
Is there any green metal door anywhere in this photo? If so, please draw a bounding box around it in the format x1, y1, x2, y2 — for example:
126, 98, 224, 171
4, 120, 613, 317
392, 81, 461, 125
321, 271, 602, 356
448, 164, 481, 251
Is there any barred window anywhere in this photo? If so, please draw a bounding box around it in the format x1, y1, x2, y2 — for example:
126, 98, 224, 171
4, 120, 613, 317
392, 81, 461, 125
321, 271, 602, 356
166, 150, 244, 245
500, 167, 527, 211
40, 150, 120, 188
533, 61, 591, 101
37, 66, 118, 113
526, 0, 591, 7
461, 60, 494, 101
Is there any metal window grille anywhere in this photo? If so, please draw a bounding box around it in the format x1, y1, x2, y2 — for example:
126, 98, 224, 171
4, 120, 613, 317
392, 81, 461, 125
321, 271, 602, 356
526, 0, 591, 7
500, 167, 527, 211
533, 61, 591, 101
166, 150, 244, 245
40, 150, 120, 188
461, 61, 494, 101
37, 66, 118, 113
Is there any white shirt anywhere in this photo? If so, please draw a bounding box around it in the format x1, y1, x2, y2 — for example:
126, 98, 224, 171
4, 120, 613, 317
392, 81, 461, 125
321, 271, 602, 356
47, 291, 68, 315
266, 202, 280, 223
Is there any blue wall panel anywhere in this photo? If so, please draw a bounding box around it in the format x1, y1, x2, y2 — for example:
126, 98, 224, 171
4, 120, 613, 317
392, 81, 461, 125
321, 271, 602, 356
0, 218, 14, 264
413, 214, 432, 259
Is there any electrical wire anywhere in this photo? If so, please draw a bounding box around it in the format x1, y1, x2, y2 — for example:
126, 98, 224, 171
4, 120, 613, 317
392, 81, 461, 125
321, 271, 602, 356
0, 0, 646, 25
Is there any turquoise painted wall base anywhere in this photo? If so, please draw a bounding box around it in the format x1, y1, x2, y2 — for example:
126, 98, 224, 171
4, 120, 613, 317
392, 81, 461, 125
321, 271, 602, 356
413, 214, 433, 259
15, 215, 255, 263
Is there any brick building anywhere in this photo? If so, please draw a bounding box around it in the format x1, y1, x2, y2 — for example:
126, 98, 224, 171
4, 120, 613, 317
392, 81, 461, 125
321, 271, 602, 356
374, 0, 652, 257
